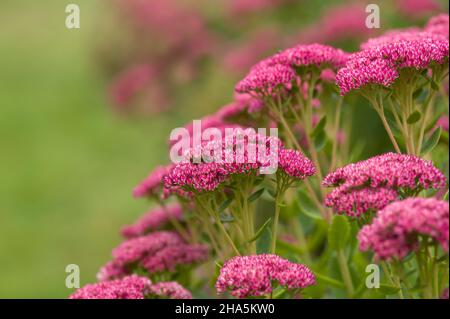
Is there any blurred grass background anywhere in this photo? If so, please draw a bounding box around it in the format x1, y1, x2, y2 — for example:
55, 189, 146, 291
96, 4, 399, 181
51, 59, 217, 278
0, 0, 183, 298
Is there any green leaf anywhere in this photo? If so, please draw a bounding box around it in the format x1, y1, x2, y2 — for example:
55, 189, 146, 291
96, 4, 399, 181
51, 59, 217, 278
248, 188, 265, 203
430, 79, 439, 91
218, 198, 233, 213
328, 215, 350, 251
311, 115, 327, 138
314, 130, 327, 151
377, 284, 400, 295
297, 189, 321, 218
276, 239, 304, 255
443, 190, 449, 201
248, 218, 272, 243
315, 272, 345, 289
421, 127, 442, 155
412, 87, 424, 100
407, 111, 421, 124
219, 213, 235, 223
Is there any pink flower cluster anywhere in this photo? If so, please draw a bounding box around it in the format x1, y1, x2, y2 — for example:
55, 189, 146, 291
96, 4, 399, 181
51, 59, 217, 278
70, 275, 193, 299
164, 133, 315, 193
425, 14, 449, 38
358, 198, 449, 260
216, 93, 264, 121
133, 165, 173, 198
70, 275, 151, 299
216, 254, 316, 298
296, 2, 374, 45
146, 281, 193, 299
97, 231, 208, 281
121, 203, 183, 238
236, 44, 348, 95
323, 153, 446, 217
395, 0, 441, 19
278, 149, 317, 179
337, 27, 449, 95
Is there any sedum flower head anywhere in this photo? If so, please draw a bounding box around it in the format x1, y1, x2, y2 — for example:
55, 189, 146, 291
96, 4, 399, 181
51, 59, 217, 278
323, 153, 446, 216
121, 203, 183, 238
97, 231, 208, 280
216, 254, 315, 298
133, 165, 173, 198
70, 275, 151, 299
358, 198, 449, 260
337, 33, 449, 95
146, 281, 193, 299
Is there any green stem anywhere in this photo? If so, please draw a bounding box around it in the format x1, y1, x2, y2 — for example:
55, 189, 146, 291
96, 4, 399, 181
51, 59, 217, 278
336, 250, 354, 298
371, 97, 402, 154
271, 183, 283, 254
330, 97, 343, 170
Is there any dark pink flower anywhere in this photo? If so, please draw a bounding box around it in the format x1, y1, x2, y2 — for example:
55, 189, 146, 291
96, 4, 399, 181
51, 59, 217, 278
164, 132, 284, 193
278, 149, 316, 179
121, 203, 183, 238
323, 153, 446, 216
441, 287, 449, 299
337, 33, 449, 95
437, 115, 449, 132
358, 198, 449, 260
216, 254, 315, 298
69, 275, 151, 299
146, 281, 193, 299
395, 0, 441, 19
296, 3, 374, 44
98, 231, 208, 280
142, 244, 209, 273
133, 165, 174, 198
425, 14, 449, 38
235, 64, 295, 95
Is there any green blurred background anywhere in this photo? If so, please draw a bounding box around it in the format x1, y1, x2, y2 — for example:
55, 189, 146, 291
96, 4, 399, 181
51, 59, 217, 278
0, 0, 447, 298
0, 0, 170, 298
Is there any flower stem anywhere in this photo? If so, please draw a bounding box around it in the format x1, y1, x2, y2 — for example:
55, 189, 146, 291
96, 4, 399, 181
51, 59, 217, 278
336, 250, 354, 298
371, 97, 402, 154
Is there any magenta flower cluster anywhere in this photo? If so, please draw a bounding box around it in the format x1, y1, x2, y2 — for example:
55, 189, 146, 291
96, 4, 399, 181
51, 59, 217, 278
337, 26, 449, 95
323, 153, 446, 216
121, 203, 183, 238
216, 254, 316, 298
358, 198, 449, 260
97, 231, 208, 281
146, 281, 193, 299
133, 165, 173, 198
70, 275, 193, 299
425, 13, 449, 38
164, 133, 315, 193
70, 275, 151, 299
236, 44, 348, 95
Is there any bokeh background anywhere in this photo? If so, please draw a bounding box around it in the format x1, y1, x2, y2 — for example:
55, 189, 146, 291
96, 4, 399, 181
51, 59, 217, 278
0, 0, 447, 298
